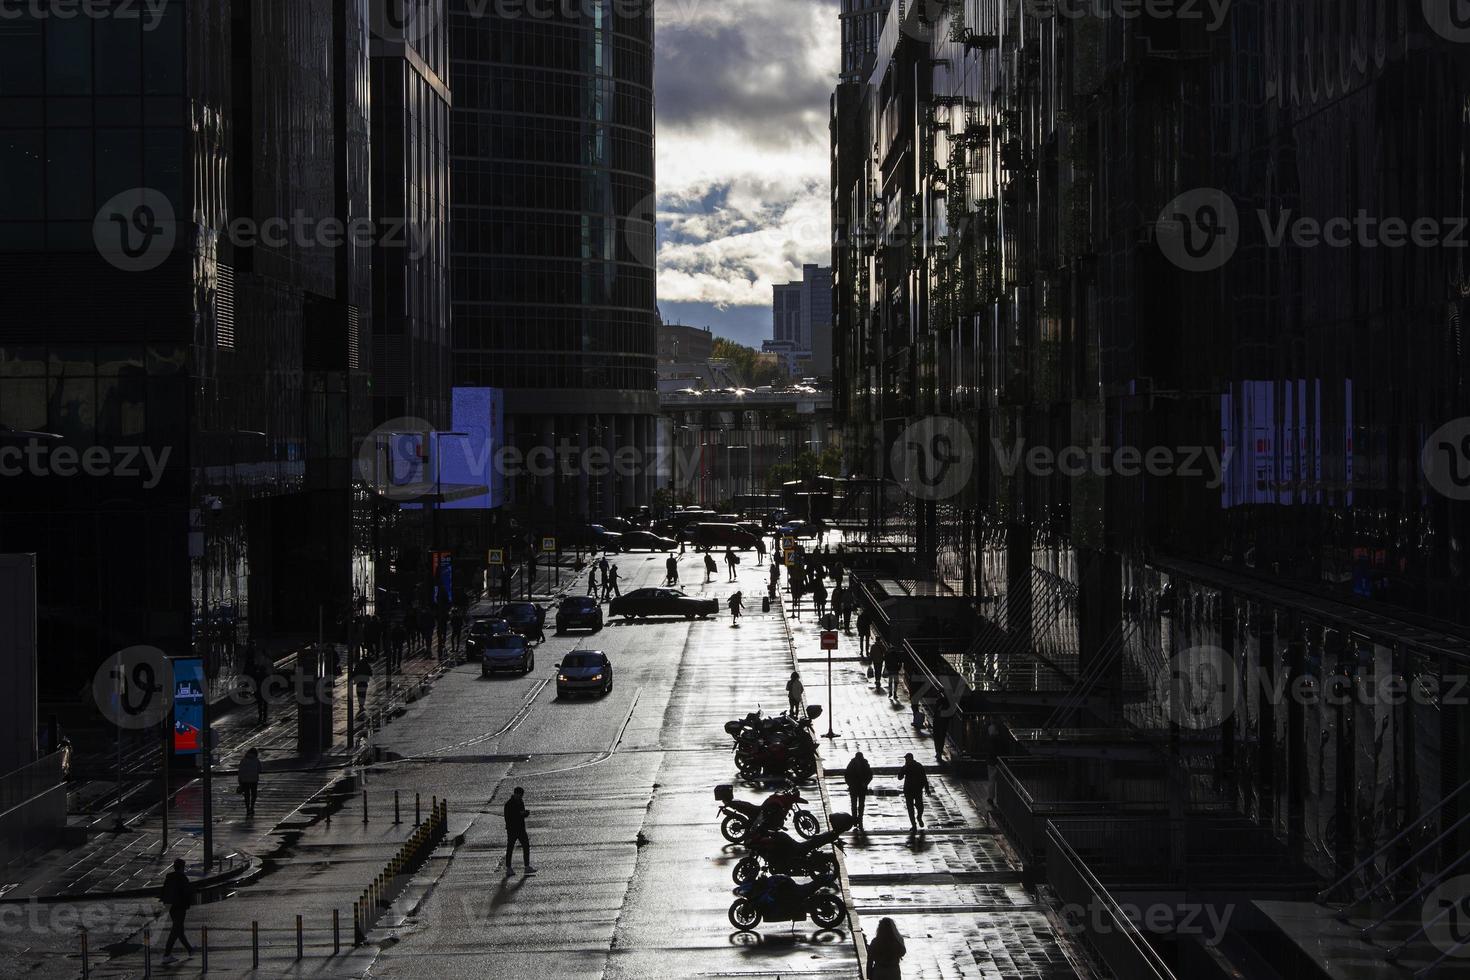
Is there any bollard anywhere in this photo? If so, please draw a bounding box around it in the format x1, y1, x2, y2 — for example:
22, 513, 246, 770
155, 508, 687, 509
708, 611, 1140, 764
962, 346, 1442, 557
296, 914, 304, 960
80, 928, 89, 979
394, 789, 401, 824
362, 789, 369, 825
143, 926, 152, 979
201, 925, 208, 974
252, 921, 259, 969
416, 792, 421, 825
334, 908, 340, 955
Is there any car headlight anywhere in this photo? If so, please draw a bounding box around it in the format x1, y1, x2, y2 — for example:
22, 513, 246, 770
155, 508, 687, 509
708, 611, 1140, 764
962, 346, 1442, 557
558, 674, 570, 682
589, 674, 603, 682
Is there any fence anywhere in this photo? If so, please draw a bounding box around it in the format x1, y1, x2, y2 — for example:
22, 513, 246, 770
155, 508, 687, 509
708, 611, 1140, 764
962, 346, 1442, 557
0, 751, 67, 868
356, 797, 448, 940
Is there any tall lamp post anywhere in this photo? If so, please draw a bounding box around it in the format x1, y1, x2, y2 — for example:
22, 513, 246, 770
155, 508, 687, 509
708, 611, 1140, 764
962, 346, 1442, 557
727, 445, 750, 504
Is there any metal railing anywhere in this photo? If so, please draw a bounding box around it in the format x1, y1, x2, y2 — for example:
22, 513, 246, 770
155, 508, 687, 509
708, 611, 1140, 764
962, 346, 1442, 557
0, 751, 65, 815
1044, 820, 1179, 980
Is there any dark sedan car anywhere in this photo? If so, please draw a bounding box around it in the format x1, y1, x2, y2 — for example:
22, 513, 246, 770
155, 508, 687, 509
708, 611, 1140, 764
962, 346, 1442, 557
487, 602, 546, 639
619, 530, 678, 552
556, 650, 613, 698
686, 523, 761, 551
480, 634, 535, 675
610, 587, 719, 621
555, 595, 604, 633
465, 617, 512, 659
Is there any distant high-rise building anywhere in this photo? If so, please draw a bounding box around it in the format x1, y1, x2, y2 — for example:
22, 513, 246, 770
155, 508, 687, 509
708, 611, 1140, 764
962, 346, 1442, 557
839, 0, 891, 83
766, 264, 833, 376
449, 0, 659, 520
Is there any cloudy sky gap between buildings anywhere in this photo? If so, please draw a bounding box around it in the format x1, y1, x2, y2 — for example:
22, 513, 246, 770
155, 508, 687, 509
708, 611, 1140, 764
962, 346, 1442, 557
653, 0, 840, 348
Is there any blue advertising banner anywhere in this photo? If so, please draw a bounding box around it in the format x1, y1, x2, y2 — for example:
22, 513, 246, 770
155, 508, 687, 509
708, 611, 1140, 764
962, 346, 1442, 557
172, 657, 204, 755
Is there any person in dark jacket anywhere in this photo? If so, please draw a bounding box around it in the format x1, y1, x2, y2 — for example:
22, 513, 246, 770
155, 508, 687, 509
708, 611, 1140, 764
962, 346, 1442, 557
898, 753, 930, 830
867, 917, 907, 979
844, 751, 873, 828
884, 644, 903, 699
933, 693, 953, 763
504, 787, 536, 876
159, 859, 196, 962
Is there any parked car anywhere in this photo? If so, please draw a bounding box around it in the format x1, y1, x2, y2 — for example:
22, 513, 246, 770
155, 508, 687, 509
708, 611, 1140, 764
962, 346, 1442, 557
610, 588, 720, 621
465, 617, 512, 659
556, 650, 614, 698
600, 517, 637, 534
486, 602, 546, 639
620, 530, 678, 552
480, 634, 535, 675
555, 595, 604, 633
686, 523, 761, 550
778, 520, 820, 539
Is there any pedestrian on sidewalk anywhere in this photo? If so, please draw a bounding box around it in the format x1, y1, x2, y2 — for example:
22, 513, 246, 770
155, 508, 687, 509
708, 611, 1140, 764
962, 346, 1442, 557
898, 753, 930, 830
159, 859, 196, 962
364, 615, 381, 658
910, 686, 925, 731
791, 579, 804, 618
246, 655, 270, 725
728, 591, 744, 626
504, 787, 536, 876
755, 537, 766, 565
870, 637, 886, 692
604, 564, 622, 600
858, 610, 871, 656
786, 670, 804, 718
436, 607, 449, 661
352, 655, 372, 717
725, 547, 739, 581
769, 561, 780, 593
588, 565, 600, 596
389, 622, 407, 673
665, 554, 679, 587
867, 917, 907, 980
238, 747, 261, 818
704, 553, 718, 583
842, 589, 856, 631
884, 644, 902, 699
933, 693, 952, 763
404, 606, 420, 652
450, 606, 465, 653
419, 615, 434, 656
501, 564, 514, 601
844, 751, 872, 828
813, 579, 828, 618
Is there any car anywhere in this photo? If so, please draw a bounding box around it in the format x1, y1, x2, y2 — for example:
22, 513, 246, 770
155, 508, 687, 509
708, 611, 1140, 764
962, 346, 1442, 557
465, 617, 512, 658
610, 587, 720, 621
486, 602, 546, 639
555, 595, 604, 633
556, 650, 614, 698
600, 517, 638, 534
620, 530, 678, 552
480, 634, 535, 675
779, 520, 821, 539
687, 522, 761, 550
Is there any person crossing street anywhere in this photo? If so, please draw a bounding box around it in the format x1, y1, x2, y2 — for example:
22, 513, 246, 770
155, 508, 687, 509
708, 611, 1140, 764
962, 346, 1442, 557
504, 787, 536, 876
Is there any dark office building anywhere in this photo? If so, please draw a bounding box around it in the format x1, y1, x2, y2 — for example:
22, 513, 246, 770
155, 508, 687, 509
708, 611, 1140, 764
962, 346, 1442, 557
369, 2, 453, 428
0, 0, 374, 695
838, 0, 891, 84
833, 1, 1470, 975
448, 0, 659, 523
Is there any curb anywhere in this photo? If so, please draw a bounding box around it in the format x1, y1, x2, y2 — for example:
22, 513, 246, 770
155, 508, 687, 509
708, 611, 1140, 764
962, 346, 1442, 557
0, 853, 259, 906
775, 592, 869, 980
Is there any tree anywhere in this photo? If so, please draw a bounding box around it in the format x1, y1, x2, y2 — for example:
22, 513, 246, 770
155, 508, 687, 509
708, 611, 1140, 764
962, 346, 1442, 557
711, 338, 784, 388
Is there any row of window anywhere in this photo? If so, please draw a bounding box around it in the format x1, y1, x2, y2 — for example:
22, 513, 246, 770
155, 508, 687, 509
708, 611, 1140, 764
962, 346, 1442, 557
450, 63, 652, 129
450, 114, 653, 173
0, 6, 185, 98
452, 317, 654, 355
451, 21, 651, 85
451, 256, 653, 306
454, 353, 654, 392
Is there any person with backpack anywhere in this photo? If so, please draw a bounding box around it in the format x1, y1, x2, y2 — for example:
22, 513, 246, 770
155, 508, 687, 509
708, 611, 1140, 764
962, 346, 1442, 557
728, 591, 744, 626
725, 547, 739, 581
844, 751, 873, 829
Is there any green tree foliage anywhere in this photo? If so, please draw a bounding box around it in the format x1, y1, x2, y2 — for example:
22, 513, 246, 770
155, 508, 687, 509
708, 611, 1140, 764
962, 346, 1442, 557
711, 338, 785, 388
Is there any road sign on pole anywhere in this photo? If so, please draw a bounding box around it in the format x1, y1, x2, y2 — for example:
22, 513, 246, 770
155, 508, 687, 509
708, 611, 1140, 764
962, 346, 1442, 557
820, 631, 839, 650
487, 548, 504, 566
541, 537, 556, 553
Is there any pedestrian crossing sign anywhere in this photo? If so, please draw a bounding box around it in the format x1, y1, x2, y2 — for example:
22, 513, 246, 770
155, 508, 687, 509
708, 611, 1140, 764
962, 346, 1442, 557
487, 548, 504, 565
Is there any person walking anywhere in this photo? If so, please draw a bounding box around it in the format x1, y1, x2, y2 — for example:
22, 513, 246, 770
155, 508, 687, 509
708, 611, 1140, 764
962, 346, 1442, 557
504, 787, 536, 876
246, 654, 270, 725
858, 610, 871, 656
844, 751, 873, 829
728, 591, 744, 626
769, 560, 780, 592
363, 615, 381, 658
238, 747, 261, 818
665, 554, 679, 587
404, 606, 420, 653
389, 621, 407, 674
870, 637, 886, 692
704, 553, 718, 583
418, 615, 434, 658
842, 589, 856, 631
786, 670, 804, 718
898, 753, 930, 830
352, 655, 372, 718
725, 547, 739, 582
159, 859, 196, 963
790, 578, 804, 618
755, 536, 766, 565
588, 565, 600, 597
813, 579, 828, 619
604, 564, 622, 600
867, 917, 908, 980
884, 643, 903, 699
450, 606, 465, 654
932, 693, 952, 763
910, 685, 926, 731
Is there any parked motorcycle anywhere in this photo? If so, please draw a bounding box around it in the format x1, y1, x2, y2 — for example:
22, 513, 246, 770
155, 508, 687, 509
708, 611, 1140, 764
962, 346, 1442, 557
733, 812, 856, 884
714, 785, 821, 843
724, 705, 822, 745
728, 870, 847, 932
734, 738, 818, 782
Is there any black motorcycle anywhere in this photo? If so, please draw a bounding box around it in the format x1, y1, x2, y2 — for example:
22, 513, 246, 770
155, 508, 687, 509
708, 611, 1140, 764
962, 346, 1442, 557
728, 870, 847, 932
714, 785, 821, 843
733, 812, 855, 884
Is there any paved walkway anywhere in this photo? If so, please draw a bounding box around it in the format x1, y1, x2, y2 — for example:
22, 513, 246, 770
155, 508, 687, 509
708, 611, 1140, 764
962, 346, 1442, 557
780, 577, 1090, 979
2, 642, 455, 903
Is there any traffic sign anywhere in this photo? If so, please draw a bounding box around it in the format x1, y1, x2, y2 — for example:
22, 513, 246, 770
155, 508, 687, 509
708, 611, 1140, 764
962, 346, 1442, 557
487, 548, 505, 566
820, 631, 839, 650
541, 537, 556, 552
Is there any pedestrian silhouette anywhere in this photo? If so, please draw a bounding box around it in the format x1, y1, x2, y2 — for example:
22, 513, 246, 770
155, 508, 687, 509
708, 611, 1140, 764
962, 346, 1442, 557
898, 753, 930, 830
504, 787, 536, 875
728, 591, 744, 626
933, 693, 952, 762
665, 554, 679, 586
845, 751, 872, 828
868, 917, 907, 979
725, 547, 738, 581
786, 670, 804, 718
704, 553, 718, 583
238, 747, 261, 818
159, 859, 196, 962
352, 656, 372, 717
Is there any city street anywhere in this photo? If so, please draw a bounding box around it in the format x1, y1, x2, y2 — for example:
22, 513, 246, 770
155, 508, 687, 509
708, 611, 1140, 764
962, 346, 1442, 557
10, 551, 860, 978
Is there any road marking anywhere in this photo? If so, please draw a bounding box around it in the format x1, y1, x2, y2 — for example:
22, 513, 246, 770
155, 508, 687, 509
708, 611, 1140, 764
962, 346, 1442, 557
521, 688, 643, 778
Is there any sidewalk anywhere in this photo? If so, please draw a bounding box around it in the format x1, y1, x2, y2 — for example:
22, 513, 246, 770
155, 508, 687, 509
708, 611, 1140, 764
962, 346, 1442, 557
780, 586, 1090, 979
2, 642, 453, 904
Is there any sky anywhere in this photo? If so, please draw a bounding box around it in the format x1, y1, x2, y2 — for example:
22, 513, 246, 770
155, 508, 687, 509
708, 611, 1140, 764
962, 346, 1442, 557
651, 0, 840, 349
